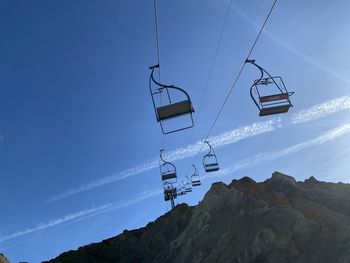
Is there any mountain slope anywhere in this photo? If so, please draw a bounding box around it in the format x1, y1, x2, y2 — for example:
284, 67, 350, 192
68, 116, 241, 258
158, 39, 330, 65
0, 253, 10, 263
44, 171, 350, 263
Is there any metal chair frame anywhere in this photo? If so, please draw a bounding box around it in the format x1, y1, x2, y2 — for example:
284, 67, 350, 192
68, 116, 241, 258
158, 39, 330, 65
246, 59, 294, 116
203, 141, 220, 172
191, 165, 201, 187
149, 64, 195, 134
159, 149, 177, 183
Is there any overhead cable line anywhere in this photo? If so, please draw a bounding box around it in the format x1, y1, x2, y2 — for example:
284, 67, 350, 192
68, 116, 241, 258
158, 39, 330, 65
152, 0, 166, 148
183, 0, 233, 177
153, 0, 161, 81
177, 0, 278, 188
185, 0, 233, 148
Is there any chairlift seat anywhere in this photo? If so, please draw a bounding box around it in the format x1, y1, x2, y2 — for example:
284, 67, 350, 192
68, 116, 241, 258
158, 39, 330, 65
161, 171, 177, 181
157, 100, 194, 121
204, 163, 219, 172
259, 104, 291, 116
205, 163, 219, 167
192, 180, 201, 187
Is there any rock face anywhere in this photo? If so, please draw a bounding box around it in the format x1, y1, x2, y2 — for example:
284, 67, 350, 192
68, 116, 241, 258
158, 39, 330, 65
0, 253, 10, 263
44, 171, 350, 263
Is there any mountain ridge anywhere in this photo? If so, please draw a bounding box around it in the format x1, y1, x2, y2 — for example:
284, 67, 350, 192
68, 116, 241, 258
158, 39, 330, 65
44, 171, 350, 263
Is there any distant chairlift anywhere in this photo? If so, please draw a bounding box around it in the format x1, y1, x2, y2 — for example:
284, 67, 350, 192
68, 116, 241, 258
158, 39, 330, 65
246, 59, 294, 116
163, 182, 177, 211
177, 183, 187, 196
203, 141, 219, 172
160, 149, 177, 183
191, 165, 201, 187
184, 178, 192, 193
149, 64, 195, 134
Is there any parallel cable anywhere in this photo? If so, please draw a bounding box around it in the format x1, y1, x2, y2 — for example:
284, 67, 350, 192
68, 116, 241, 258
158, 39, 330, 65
185, 0, 233, 147
177, 0, 278, 187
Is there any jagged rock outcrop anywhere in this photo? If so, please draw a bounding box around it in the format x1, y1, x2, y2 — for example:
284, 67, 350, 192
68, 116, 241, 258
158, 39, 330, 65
44, 171, 350, 263
0, 253, 10, 263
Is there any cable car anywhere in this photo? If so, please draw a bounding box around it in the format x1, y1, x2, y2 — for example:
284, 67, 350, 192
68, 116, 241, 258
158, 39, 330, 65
246, 59, 294, 116
149, 64, 195, 134
160, 149, 177, 183
163, 182, 177, 202
203, 141, 219, 172
191, 165, 201, 187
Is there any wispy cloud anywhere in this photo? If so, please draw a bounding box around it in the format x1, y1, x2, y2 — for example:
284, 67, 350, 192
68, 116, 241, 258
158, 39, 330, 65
8, 124, 350, 243
48, 94, 350, 202
48, 159, 159, 202
165, 119, 276, 161
0, 204, 111, 243
1, 190, 161, 243
291, 96, 350, 124
221, 123, 350, 175
48, 120, 276, 202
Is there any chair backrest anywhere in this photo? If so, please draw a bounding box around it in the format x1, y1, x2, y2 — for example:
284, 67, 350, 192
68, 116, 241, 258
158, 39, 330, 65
259, 92, 289, 103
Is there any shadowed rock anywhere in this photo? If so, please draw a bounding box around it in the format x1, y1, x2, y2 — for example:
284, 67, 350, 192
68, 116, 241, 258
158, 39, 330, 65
44, 171, 350, 263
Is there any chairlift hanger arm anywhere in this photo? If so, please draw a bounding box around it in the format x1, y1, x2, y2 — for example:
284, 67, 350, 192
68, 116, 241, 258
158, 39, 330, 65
246, 59, 287, 91
149, 65, 193, 102
159, 149, 177, 172
159, 149, 166, 163
192, 164, 199, 175
204, 140, 216, 156
245, 59, 268, 83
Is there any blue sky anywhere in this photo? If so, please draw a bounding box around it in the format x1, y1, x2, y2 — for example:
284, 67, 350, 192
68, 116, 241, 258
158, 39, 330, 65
1, 0, 350, 262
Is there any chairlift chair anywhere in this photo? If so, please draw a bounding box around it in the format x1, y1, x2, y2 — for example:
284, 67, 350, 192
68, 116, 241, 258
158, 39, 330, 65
203, 141, 219, 172
159, 149, 177, 183
177, 187, 186, 196
246, 59, 294, 116
184, 177, 192, 193
176, 182, 187, 196
191, 165, 201, 187
163, 182, 177, 202
177, 190, 186, 196
149, 64, 195, 134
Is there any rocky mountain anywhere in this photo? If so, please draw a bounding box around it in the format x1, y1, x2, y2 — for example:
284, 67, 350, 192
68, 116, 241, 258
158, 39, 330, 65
0, 253, 10, 263
44, 171, 350, 263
